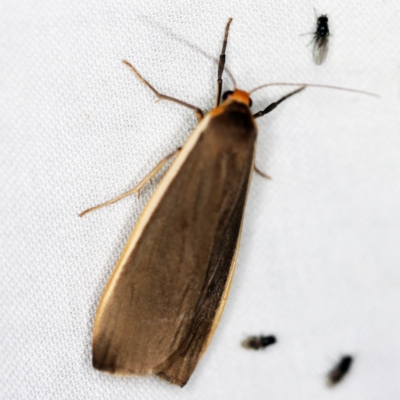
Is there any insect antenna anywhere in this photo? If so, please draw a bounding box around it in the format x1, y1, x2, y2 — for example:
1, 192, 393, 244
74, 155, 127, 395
249, 82, 379, 98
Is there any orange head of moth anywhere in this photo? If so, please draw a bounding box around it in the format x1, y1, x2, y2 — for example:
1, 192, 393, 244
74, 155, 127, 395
221, 89, 253, 107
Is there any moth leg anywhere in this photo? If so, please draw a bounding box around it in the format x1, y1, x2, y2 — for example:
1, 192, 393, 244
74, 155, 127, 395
215, 18, 233, 107
79, 148, 181, 217
254, 165, 271, 180
123, 60, 203, 122
253, 86, 306, 119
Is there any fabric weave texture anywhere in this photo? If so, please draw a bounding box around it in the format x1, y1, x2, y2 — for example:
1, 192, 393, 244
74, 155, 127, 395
1, 1, 400, 399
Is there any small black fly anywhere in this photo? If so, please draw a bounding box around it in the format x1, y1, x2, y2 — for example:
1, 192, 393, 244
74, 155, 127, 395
327, 355, 353, 386
241, 335, 277, 350
313, 14, 330, 65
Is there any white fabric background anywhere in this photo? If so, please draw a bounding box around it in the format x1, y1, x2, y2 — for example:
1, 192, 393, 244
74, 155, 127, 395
1, 0, 400, 399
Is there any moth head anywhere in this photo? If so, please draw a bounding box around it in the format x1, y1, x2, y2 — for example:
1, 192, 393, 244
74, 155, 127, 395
222, 89, 253, 107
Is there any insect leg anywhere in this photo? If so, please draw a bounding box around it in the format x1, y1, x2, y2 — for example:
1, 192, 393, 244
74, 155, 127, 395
252, 87, 305, 176
215, 18, 233, 108
254, 165, 271, 180
123, 60, 204, 122
79, 148, 181, 217
253, 86, 306, 119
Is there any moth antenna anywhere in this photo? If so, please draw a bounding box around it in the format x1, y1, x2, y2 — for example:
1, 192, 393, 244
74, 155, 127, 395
249, 82, 379, 98
136, 15, 236, 89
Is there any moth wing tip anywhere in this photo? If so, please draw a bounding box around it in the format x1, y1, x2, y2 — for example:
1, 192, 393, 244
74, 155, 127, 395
92, 356, 108, 372
156, 371, 188, 388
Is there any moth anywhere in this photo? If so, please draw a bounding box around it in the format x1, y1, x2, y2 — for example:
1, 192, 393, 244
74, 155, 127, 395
81, 19, 376, 387
242, 335, 277, 350
313, 14, 330, 65
327, 355, 353, 386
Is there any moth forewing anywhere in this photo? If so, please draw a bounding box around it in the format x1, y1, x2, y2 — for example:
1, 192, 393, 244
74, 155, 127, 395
92, 98, 257, 387
93, 113, 213, 323
175, 160, 252, 376
92, 113, 214, 371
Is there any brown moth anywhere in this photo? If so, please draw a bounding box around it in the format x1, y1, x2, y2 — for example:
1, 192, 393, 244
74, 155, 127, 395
80, 18, 376, 387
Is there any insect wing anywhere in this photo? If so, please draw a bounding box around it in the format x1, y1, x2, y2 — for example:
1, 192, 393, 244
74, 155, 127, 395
93, 101, 257, 386
313, 35, 329, 65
